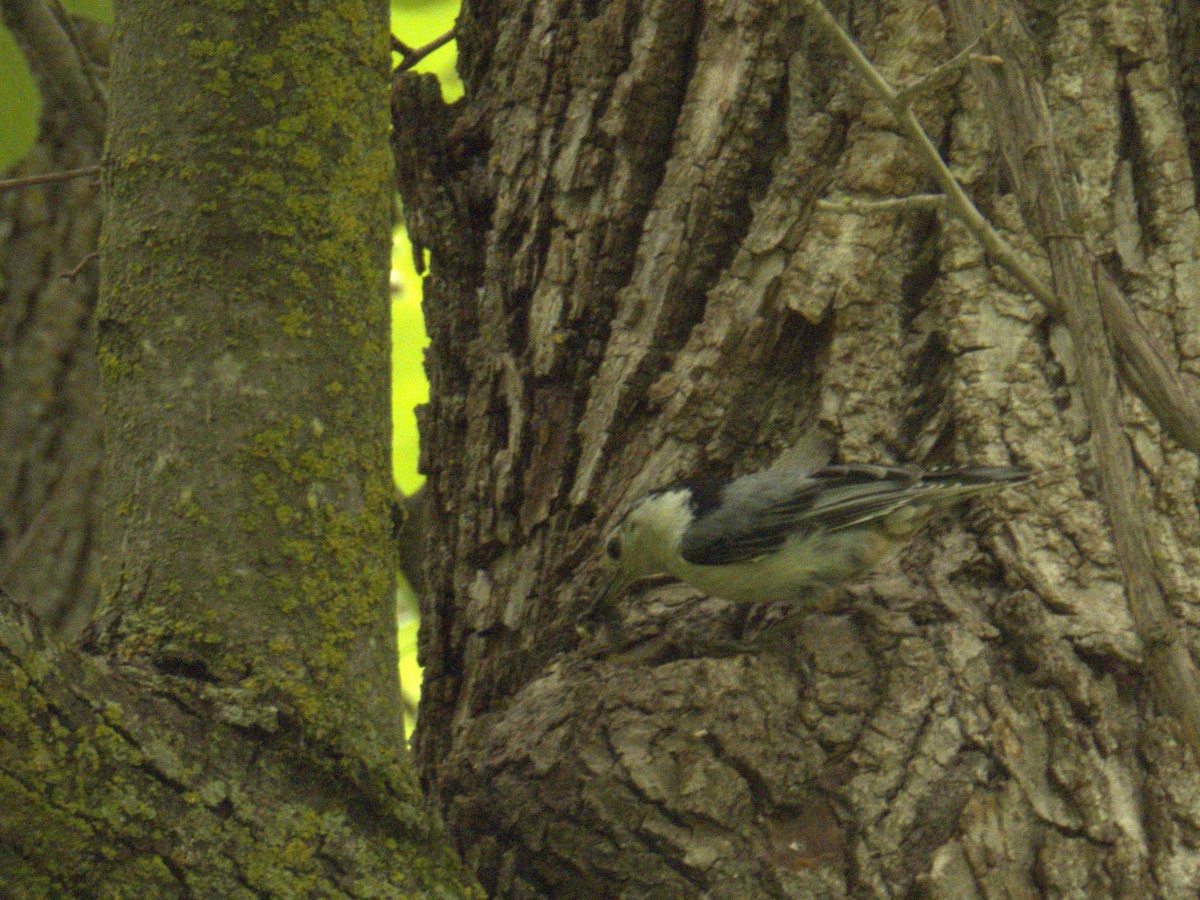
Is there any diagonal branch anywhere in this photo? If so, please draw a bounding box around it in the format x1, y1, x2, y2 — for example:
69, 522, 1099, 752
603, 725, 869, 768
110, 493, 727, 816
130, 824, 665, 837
801, 0, 1200, 756
798, 0, 1200, 457
43, 0, 108, 110
392, 28, 456, 75
1, 0, 107, 141
797, 0, 1060, 313
942, 0, 1200, 754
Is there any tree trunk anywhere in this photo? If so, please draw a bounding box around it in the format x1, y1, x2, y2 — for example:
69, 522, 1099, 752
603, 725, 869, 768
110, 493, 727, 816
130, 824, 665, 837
0, 1, 478, 895
396, 0, 1200, 896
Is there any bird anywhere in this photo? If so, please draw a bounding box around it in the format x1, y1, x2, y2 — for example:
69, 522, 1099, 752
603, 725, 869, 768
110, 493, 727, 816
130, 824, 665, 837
594, 448, 1029, 614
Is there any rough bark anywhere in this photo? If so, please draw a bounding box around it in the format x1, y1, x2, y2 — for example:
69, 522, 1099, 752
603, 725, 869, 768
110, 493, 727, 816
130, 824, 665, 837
0, 1, 479, 895
396, 0, 1200, 896
98, 0, 403, 767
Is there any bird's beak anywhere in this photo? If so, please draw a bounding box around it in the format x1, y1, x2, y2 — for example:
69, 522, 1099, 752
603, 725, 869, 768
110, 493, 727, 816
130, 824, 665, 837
577, 569, 631, 629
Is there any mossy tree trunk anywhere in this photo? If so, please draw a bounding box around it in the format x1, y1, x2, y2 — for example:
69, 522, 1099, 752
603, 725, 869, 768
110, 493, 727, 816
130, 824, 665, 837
0, 1, 478, 895
395, 0, 1200, 896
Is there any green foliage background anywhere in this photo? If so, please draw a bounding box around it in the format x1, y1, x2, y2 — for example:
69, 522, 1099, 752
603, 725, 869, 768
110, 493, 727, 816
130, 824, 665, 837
391, 0, 460, 733
0, 0, 460, 735
391, 0, 461, 498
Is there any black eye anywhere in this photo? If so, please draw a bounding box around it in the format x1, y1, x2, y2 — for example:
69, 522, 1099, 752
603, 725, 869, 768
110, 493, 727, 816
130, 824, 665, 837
606, 535, 622, 560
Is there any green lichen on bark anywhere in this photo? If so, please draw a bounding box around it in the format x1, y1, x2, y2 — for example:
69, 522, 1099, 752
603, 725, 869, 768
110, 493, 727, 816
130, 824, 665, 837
18, 0, 485, 893
0, 631, 476, 896
101, 0, 398, 759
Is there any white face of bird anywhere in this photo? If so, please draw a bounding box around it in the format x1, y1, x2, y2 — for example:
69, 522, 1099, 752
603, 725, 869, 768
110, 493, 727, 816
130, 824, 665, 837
594, 496, 663, 613
604, 489, 692, 580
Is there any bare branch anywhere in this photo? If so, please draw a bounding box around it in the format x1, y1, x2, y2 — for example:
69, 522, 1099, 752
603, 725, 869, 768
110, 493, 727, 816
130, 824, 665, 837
44, 0, 108, 111
1, 0, 107, 140
62, 250, 99, 280
393, 28, 456, 75
1094, 264, 1200, 452
798, 0, 1061, 315
0, 165, 101, 193
945, 0, 1200, 757
893, 19, 1001, 106
802, 0, 1200, 757
799, 0, 1200, 456
817, 193, 946, 214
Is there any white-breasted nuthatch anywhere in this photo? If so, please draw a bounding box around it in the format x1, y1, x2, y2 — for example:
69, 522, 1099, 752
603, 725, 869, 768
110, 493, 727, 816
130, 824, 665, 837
596, 450, 1028, 612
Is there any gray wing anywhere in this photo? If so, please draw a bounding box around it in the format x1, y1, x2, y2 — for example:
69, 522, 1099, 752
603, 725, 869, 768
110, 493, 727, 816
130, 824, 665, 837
677, 464, 1024, 567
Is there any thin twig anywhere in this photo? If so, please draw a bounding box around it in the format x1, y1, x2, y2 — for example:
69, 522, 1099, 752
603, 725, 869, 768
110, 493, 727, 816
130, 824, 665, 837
393, 28, 456, 74
803, 0, 1200, 757
947, 0, 1200, 756
62, 251, 99, 280
817, 193, 946, 214
799, 0, 1061, 315
893, 20, 1001, 106
0, 165, 101, 192
800, 0, 1200, 456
